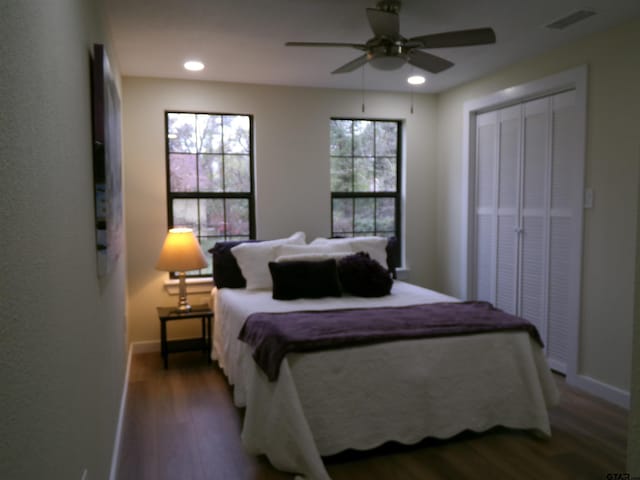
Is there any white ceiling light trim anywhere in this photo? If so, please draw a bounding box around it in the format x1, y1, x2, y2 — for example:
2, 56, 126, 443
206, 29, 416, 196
407, 75, 426, 85
184, 60, 205, 71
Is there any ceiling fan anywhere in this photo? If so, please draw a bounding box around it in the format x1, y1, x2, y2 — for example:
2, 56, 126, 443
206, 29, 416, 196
285, 0, 496, 74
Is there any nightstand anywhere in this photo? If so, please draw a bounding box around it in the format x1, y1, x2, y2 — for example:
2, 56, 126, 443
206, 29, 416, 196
157, 304, 213, 369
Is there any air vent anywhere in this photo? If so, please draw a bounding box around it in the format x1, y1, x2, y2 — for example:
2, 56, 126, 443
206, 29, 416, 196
545, 10, 596, 30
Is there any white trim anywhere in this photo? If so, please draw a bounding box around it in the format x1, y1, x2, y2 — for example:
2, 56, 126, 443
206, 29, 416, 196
108, 345, 133, 480
569, 374, 631, 410
463, 65, 588, 395
163, 277, 214, 295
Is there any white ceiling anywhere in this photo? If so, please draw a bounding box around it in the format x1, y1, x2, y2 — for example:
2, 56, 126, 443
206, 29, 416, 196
104, 0, 640, 93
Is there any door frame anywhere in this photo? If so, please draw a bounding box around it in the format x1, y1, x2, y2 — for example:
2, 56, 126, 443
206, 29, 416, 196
462, 65, 588, 386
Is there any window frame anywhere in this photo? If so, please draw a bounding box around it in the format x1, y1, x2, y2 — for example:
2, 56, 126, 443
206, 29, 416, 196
329, 117, 402, 254
164, 110, 256, 278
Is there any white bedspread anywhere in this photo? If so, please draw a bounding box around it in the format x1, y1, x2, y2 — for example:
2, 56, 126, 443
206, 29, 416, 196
212, 282, 559, 480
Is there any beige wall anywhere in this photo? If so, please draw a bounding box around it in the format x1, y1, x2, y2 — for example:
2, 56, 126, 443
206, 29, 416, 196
0, 0, 127, 478
122, 78, 438, 343
435, 19, 640, 392
630, 149, 640, 474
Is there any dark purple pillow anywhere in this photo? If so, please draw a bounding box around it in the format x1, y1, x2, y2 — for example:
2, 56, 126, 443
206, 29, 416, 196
209, 240, 261, 288
337, 252, 393, 297
269, 259, 342, 300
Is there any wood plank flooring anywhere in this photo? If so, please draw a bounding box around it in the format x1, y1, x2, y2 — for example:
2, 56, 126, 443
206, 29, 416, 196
116, 351, 628, 480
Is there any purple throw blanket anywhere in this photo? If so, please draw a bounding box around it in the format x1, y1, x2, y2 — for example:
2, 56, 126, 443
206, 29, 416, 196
238, 301, 543, 381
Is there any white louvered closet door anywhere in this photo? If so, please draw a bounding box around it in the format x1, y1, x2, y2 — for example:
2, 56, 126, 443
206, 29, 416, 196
473, 90, 579, 374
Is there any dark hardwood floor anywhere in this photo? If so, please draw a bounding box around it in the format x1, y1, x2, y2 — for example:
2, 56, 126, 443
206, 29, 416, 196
116, 351, 628, 480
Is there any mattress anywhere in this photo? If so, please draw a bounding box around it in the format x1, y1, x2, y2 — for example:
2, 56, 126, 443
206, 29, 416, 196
211, 281, 559, 480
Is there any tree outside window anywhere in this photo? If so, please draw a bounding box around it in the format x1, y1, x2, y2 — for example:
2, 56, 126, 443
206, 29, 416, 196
330, 118, 401, 252
165, 112, 255, 277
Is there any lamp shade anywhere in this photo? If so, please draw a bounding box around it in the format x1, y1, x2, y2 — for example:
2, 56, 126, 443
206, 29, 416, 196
155, 227, 208, 272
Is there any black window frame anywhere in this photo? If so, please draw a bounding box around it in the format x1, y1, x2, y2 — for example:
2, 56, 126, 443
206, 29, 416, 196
329, 117, 402, 258
164, 110, 256, 278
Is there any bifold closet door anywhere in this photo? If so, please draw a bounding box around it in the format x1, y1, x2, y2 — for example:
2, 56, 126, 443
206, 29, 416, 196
473, 90, 579, 374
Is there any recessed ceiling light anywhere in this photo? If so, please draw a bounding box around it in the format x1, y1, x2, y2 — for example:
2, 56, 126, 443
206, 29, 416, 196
407, 75, 426, 85
184, 60, 204, 72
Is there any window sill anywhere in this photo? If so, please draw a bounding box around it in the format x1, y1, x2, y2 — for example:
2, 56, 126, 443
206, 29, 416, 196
163, 277, 214, 295
396, 267, 410, 281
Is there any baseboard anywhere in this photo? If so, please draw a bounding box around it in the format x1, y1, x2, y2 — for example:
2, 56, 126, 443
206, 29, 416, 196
568, 373, 630, 409
131, 340, 161, 353
108, 345, 133, 480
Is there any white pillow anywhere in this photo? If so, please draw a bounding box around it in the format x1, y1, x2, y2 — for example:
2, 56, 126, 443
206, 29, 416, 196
310, 236, 388, 267
275, 252, 351, 263
274, 242, 351, 259
231, 232, 306, 290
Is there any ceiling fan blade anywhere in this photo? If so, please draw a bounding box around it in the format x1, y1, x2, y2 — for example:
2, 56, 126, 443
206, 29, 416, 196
410, 28, 496, 48
408, 50, 454, 73
366, 8, 400, 38
332, 54, 369, 74
286, 41, 367, 50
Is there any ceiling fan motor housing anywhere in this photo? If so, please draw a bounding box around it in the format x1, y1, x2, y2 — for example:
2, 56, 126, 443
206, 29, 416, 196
367, 43, 407, 70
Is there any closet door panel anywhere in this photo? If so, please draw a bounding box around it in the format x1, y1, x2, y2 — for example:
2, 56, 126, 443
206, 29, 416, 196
474, 112, 498, 303
495, 106, 521, 314
496, 215, 517, 313
476, 113, 497, 210
519, 98, 550, 337
523, 98, 549, 211
548, 217, 571, 370
520, 216, 545, 332
476, 214, 494, 303
546, 90, 578, 372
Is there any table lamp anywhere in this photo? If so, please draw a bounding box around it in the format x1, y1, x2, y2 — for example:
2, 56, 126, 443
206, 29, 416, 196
156, 227, 208, 312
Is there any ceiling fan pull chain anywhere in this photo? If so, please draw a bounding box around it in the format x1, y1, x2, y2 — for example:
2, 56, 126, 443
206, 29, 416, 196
361, 66, 365, 113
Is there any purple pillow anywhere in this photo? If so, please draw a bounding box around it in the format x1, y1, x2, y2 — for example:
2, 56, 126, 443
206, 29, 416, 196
209, 240, 261, 288
269, 259, 342, 300
337, 252, 393, 297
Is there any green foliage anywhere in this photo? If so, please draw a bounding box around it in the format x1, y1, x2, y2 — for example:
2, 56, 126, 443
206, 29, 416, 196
330, 119, 399, 237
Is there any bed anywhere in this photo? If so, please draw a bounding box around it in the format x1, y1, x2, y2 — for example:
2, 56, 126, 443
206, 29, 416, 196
209, 234, 560, 480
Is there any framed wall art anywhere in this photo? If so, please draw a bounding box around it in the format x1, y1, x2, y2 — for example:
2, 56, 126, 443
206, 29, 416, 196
91, 43, 123, 277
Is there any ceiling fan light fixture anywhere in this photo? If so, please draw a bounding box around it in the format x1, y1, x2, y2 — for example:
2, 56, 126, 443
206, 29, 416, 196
407, 75, 426, 85
369, 54, 406, 71
184, 60, 205, 72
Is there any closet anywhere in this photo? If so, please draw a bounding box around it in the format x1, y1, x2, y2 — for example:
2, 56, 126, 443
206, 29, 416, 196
472, 89, 582, 374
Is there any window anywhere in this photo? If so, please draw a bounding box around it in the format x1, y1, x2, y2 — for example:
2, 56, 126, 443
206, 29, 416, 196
330, 118, 401, 248
165, 111, 255, 277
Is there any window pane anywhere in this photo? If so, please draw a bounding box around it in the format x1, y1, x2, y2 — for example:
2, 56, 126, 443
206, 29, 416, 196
376, 197, 395, 233
199, 199, 225, 236
197, 114, 222, 153
330, 119, 352, 156
354, 197, 375, 233
198, 154, 223, 192
225, 199, 250, 236
167, 113, 197, 153
223, 115, 250, 154
330, 157, 353, 192
354, 157, 374, 192
375, 122, 398, 156
353, 120, 374, 156
198, 236, 215, 275
224, 155, 251, 192
172, 199, 199, 232
169, 154, 197, 192
375, 156, 397, 192
332, 198, 353, 233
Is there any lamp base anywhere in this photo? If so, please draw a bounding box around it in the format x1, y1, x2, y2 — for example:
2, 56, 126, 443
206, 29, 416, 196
176, 271, 192, 313
175, 303, 192, 313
